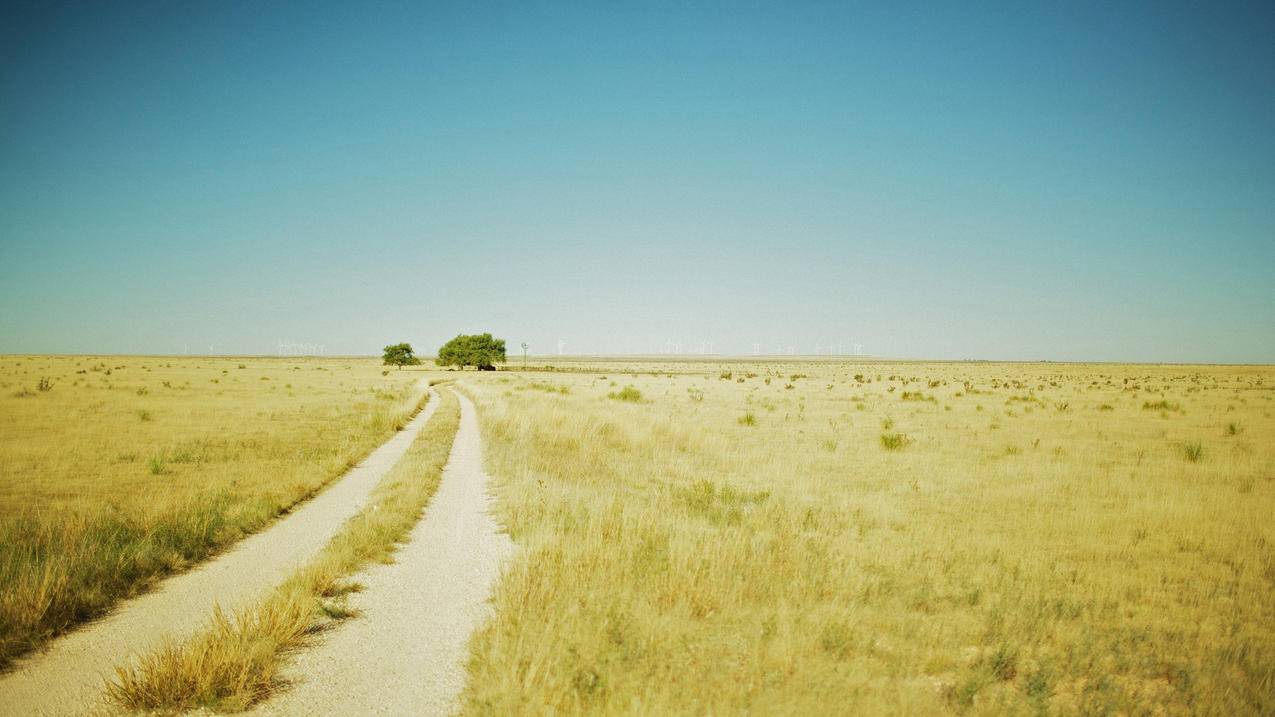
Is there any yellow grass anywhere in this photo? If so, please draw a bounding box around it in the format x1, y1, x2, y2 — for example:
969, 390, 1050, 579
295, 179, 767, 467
108, 385, 461, 712
0, 355, 427, 667
460, 360, 1274, 715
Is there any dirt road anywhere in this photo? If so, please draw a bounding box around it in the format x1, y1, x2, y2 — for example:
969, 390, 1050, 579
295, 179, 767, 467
0, 385, 440, 717
250, 390, 513, 716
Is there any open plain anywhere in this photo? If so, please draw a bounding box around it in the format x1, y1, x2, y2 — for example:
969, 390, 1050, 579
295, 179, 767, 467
459, 359, 1274, 715
0, 357, 1272, 715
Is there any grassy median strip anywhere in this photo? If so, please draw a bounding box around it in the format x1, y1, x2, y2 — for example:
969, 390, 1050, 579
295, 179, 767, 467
106, 385, 461, 713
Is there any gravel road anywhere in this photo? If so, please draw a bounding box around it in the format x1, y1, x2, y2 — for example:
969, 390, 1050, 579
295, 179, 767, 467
249, 389, 514, 716
0, 384, 439, 717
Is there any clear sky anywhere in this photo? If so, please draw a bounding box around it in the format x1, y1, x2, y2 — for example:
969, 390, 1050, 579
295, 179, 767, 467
2, 1, 1272, 362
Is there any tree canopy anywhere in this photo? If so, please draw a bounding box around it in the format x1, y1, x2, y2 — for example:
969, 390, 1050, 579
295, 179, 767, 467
436, 333, 506, 370
382, 342, 421, 369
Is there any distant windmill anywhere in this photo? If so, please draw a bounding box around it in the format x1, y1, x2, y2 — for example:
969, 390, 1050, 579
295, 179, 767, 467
521, 342, 528, 368
557, 338, 566, 356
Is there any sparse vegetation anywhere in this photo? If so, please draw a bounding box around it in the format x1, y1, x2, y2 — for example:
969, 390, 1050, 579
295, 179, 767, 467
457, 360, 1274, 715
4, 357, 1273, 714
0, 356, 426, 668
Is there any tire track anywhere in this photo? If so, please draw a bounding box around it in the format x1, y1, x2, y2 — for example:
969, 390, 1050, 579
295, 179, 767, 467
250, 389, 513, 716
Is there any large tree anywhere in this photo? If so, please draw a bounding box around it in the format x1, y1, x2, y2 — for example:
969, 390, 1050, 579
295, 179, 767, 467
436, 333, 506, 370
382, 342, 421, 369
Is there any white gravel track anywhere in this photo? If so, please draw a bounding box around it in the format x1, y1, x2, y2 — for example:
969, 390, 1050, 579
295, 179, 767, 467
249, 389, 513, 717
0, 384, 439, 717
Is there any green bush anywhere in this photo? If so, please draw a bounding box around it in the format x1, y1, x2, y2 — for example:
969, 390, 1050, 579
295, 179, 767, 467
608, 386, 642, 402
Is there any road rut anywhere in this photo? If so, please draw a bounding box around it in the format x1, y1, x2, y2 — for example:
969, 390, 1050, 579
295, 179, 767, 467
251, 389, 513, 716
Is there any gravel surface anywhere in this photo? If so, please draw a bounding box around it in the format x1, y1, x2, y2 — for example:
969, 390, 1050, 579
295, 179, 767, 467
0, 385, 439, 717
250, 389, 514, 717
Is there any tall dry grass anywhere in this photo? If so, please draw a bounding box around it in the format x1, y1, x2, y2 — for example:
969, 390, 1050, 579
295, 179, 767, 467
0, 355, 428, 667
108, 386, 461, 712
461, 362, 1274, 714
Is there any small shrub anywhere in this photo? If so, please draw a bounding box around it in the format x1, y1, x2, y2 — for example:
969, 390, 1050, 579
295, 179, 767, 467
608, 386, 642, 402
147, 456, 167, 475
719, 371, 732, 380
137, 410, 152, 422
37, 377, 53, 392
986, 645, 1018, 681
901, 391, 934, 402
881, 417, 895, 430
1143, 400, 1181, 412
880, 432, 910, 450
687, 388, 704, 402
819, 621, 855, 659
1225, 422, 1243, 436
1182, 442, 1204, 463
738, 412, 757, 426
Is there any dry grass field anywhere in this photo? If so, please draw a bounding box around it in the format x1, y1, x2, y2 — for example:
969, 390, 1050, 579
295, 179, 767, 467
460, 360, 1274, 715
0, 355, 426, 667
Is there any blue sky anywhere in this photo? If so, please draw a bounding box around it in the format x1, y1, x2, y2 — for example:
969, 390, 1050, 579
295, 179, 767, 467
1, 1, 1272, 362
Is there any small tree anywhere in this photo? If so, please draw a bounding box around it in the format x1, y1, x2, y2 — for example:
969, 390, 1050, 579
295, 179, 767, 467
436, 333, 507, 370
382, 342, 421, 369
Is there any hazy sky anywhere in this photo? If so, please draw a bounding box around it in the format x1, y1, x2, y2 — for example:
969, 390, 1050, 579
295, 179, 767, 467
2, 1, 1272, 362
